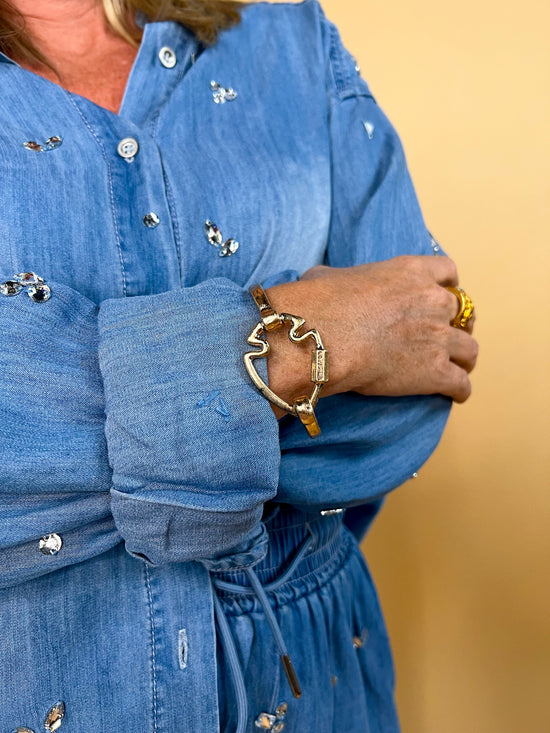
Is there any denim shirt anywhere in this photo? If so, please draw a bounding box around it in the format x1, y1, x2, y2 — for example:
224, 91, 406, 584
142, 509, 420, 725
0, 2, 450, 730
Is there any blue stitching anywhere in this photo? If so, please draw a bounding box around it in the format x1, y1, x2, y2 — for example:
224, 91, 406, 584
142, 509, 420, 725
197, 391, 230, 422
144, 564, 159, 733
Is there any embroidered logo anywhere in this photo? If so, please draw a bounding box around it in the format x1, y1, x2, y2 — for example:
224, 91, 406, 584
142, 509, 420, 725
197, 390, 230, 422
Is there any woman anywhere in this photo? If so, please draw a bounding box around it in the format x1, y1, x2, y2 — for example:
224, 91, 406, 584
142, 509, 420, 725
0, 1, 477, 732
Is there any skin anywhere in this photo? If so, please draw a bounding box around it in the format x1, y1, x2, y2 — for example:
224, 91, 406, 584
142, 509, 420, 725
11, 0, 478, 416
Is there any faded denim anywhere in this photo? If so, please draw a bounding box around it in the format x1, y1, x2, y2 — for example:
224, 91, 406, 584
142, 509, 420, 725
0, 1, 450, 731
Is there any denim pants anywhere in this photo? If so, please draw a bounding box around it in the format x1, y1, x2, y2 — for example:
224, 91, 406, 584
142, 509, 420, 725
1, 507, 399, 733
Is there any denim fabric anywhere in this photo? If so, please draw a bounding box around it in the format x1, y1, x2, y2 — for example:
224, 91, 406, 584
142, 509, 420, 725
0, 1, 451, 730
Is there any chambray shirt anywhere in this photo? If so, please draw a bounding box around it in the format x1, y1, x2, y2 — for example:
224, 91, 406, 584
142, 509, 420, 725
0, 2, 450, 732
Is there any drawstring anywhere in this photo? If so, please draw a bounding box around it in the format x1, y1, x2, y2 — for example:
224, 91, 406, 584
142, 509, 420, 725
212, 591, 249, 733
211, 526, 315, 733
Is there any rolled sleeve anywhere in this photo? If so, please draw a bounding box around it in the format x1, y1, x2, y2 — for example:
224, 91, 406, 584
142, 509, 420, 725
98, 278, 280, 566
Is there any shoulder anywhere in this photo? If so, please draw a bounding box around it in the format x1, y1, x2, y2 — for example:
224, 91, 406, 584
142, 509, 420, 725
232, 0, 372, 100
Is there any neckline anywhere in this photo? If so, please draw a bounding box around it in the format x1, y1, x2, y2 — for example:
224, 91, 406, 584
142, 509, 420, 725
0, 21, 198, 121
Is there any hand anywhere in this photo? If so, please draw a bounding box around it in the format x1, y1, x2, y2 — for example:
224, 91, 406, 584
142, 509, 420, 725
264, 256, 478, 407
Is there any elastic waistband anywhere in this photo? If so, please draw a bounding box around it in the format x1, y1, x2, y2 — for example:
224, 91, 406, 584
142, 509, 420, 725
213, 503, 345, 589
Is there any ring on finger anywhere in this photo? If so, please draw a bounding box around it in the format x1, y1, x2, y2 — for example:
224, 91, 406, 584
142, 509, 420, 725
445, 286, 475, 329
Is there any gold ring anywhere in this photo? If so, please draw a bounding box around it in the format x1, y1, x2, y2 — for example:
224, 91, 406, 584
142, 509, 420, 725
446, 286, 475, 329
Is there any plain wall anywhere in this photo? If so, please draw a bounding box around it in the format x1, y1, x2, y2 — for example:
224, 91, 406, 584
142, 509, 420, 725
315, 0, 549, 731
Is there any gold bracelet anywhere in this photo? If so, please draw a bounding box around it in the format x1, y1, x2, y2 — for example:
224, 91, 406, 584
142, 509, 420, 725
244, 284, 329, 437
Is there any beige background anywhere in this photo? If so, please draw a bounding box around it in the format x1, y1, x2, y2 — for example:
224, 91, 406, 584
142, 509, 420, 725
309, 0, 549, 731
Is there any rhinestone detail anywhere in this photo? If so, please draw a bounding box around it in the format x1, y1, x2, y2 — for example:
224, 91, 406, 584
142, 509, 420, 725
15, 272, 45, 285
254, 702, 287, 730
44, 701, 65, 731
204, 220, 239, 257
1, 273, 51, 301
363, 120, 375, 140
39, 534, 63, 556
27, 284, 51, 302
143, 212, 160, 228
219, 238, 239, 257
429, 232, 442, 254
0, 280, 23, 296
320, 508, 344, 516
255, 713, 277, 730
23, 135, 62, 152
210, 80, 238, 104
13, 728, 35, 733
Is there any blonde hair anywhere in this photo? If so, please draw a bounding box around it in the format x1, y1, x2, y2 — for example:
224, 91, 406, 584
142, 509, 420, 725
0, 0, 243, 70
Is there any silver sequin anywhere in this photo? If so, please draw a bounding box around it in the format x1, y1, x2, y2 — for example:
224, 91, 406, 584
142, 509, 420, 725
23, 136, 62, 152
15, 272, 44, 286
429, 232, 442, 254
320, 508, 344, 516
143, 212, 160, 228
39, 534, 63, 556
204, 220, 239, 257
0, 280, 23, 296
205, 220, 223, 247
219, 238, 239, 257
255, 713, 277, 730
363, 120, 375, 140
255, 702, 287, 730
44, 701, 65, 732
210, 80, 238, 104
12, 728, 35, 733
1, 272, 51, 301
27, 284, 51, 302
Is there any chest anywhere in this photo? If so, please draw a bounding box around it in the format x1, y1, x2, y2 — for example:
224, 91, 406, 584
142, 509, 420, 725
0, 26, 333, 302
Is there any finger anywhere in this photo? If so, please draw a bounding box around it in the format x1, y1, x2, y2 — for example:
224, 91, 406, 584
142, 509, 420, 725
423, 255, 459, 287
448, 329, 479, 373
439, 361, 472, 403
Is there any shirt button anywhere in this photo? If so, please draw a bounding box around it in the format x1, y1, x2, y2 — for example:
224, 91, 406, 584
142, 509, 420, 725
117, 137, 139, 160
143, 212, 160, 228
39, 533, 63, 556
159, 46, 177, 68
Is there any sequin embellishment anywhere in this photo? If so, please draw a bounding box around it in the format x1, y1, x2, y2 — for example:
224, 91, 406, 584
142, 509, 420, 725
23, 136, 63, 152
363, 120, 375, 140
255, 702, 287, 730
44, 701, 65, 732
39, 534, 63, 556
12, 728, 35, 733
205, 220, 239, 257
0, 272, 51, 301
210, 80, 238, 104
429, 232, 442, 254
